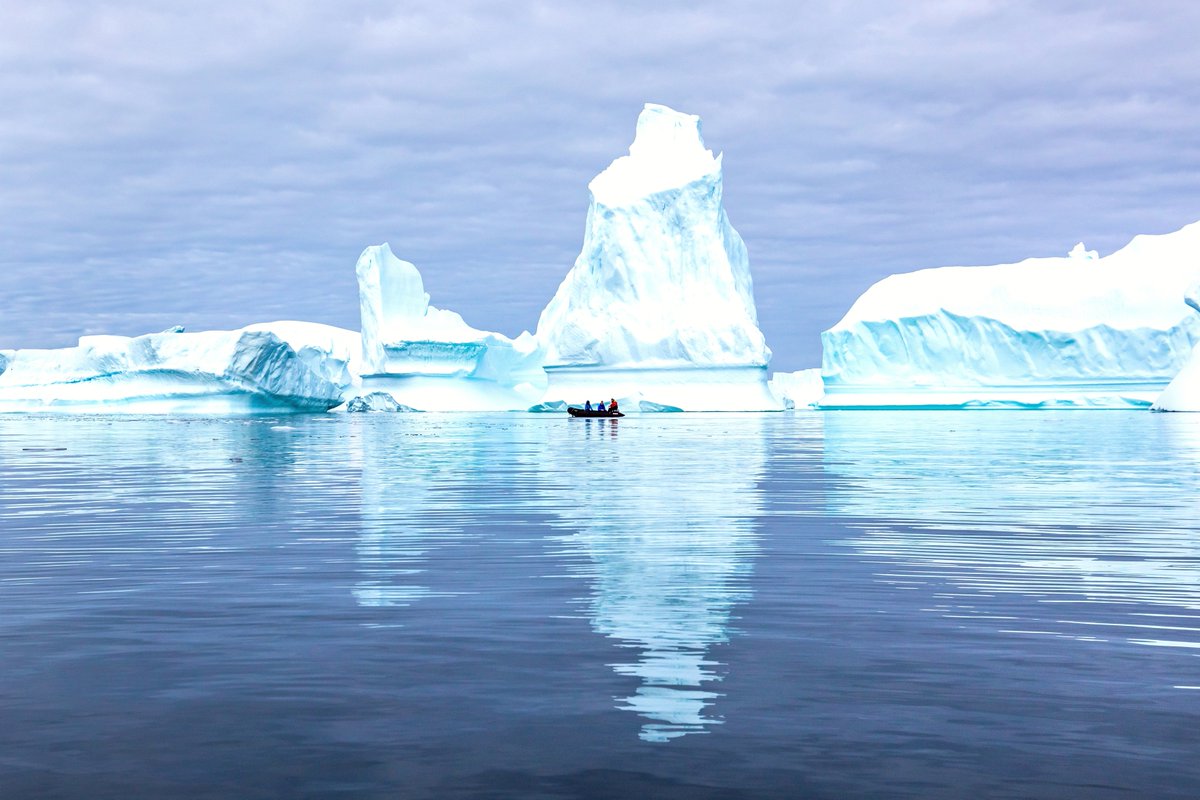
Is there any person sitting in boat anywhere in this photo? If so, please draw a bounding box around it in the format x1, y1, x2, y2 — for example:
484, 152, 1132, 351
608, 398, 618, 413
584, 400, 593, 411
595, 400, 606, 412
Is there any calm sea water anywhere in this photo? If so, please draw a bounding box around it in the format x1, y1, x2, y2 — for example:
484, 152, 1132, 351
2, 411, 1199, 799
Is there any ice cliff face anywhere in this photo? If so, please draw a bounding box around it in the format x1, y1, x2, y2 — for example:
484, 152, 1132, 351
0, 323, 353, 413
821, 223, 1200, 408
354, 243, 543, 410
1152, 283, 1200, 411
535, 103, 778, 411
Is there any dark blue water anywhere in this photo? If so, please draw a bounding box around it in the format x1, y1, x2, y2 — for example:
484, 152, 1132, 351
2, 411, 1198, 799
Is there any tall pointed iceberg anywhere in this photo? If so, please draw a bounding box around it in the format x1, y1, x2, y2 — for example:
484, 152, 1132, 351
536, 103, 779, 411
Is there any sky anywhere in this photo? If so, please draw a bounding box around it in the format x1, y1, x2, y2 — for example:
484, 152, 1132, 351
3, 1, 1200, 371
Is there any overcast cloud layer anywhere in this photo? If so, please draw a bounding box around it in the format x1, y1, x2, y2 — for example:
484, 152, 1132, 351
3, 1, 1200, 370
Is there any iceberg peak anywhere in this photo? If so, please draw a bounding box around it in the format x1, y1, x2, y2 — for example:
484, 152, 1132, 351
356, 243, 431, 332
588, 103, 720, 207
1068, 242, 1098, 260
536, 103, 778, 411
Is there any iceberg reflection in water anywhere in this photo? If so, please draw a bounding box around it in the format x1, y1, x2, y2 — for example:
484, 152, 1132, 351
353, 416, 482, 609
821, 411, 1200, 646
5, 413, 1200, 797
540, 415, 765, 741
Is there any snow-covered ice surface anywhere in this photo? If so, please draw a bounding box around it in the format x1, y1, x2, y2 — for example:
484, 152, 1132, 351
535, 104, 779, 412
354, 244, 544, 411
0, 323, 352, 413
769, 368, 825, 409
821, 224, 1200, 408
1152, 284, 1200, 412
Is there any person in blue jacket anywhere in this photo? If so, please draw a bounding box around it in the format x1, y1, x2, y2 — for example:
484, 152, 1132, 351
584, 400, 593, 411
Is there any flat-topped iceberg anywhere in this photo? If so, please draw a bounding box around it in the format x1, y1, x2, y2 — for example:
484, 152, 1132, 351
0, 322, 355, 413
535, 103, 780, 412
821, 223, 1200, 408
353, 243, 544, 411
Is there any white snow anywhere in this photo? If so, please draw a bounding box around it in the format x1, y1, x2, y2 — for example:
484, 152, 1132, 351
1068, 242, 1099, 260
535, 103, 778, 411
588, 103, 719, 208
0, 323, 354, 413
822, 225, 1200, 408
353, 243, 544, 411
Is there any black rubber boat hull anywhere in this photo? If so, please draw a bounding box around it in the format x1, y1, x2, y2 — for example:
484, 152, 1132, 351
567, 408, 625, 418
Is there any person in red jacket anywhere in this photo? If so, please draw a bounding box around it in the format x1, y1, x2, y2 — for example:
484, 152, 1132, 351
608, 398, 618, 413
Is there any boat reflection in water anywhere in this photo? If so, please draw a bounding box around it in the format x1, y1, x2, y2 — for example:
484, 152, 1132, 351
544, 415, 766, 741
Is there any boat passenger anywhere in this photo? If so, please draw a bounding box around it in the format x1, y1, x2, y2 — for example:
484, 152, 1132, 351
584, 400, 592, 411
609, 398, 619, 413
595, 401, 607, 412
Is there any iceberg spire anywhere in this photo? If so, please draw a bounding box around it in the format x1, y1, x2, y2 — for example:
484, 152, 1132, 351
352, 244, 544, 410
355, 243, 432, 374
535, 103, 778, 411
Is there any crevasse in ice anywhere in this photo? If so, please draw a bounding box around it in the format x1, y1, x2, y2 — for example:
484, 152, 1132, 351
535, 103, 780, 411
820, 223, 1200, 408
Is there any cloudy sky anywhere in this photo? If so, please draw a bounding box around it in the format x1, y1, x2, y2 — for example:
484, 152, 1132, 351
3, 1, 1199, 370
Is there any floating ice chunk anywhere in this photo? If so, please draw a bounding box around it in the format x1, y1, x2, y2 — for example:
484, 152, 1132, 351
345, 392, 418, 413
821, 223, 1200, 408
0, 323, 352, 413
356, 243, 485, 375
354, 244, 545, 410
536, 103, 779, 411
769, 368, 825, 409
